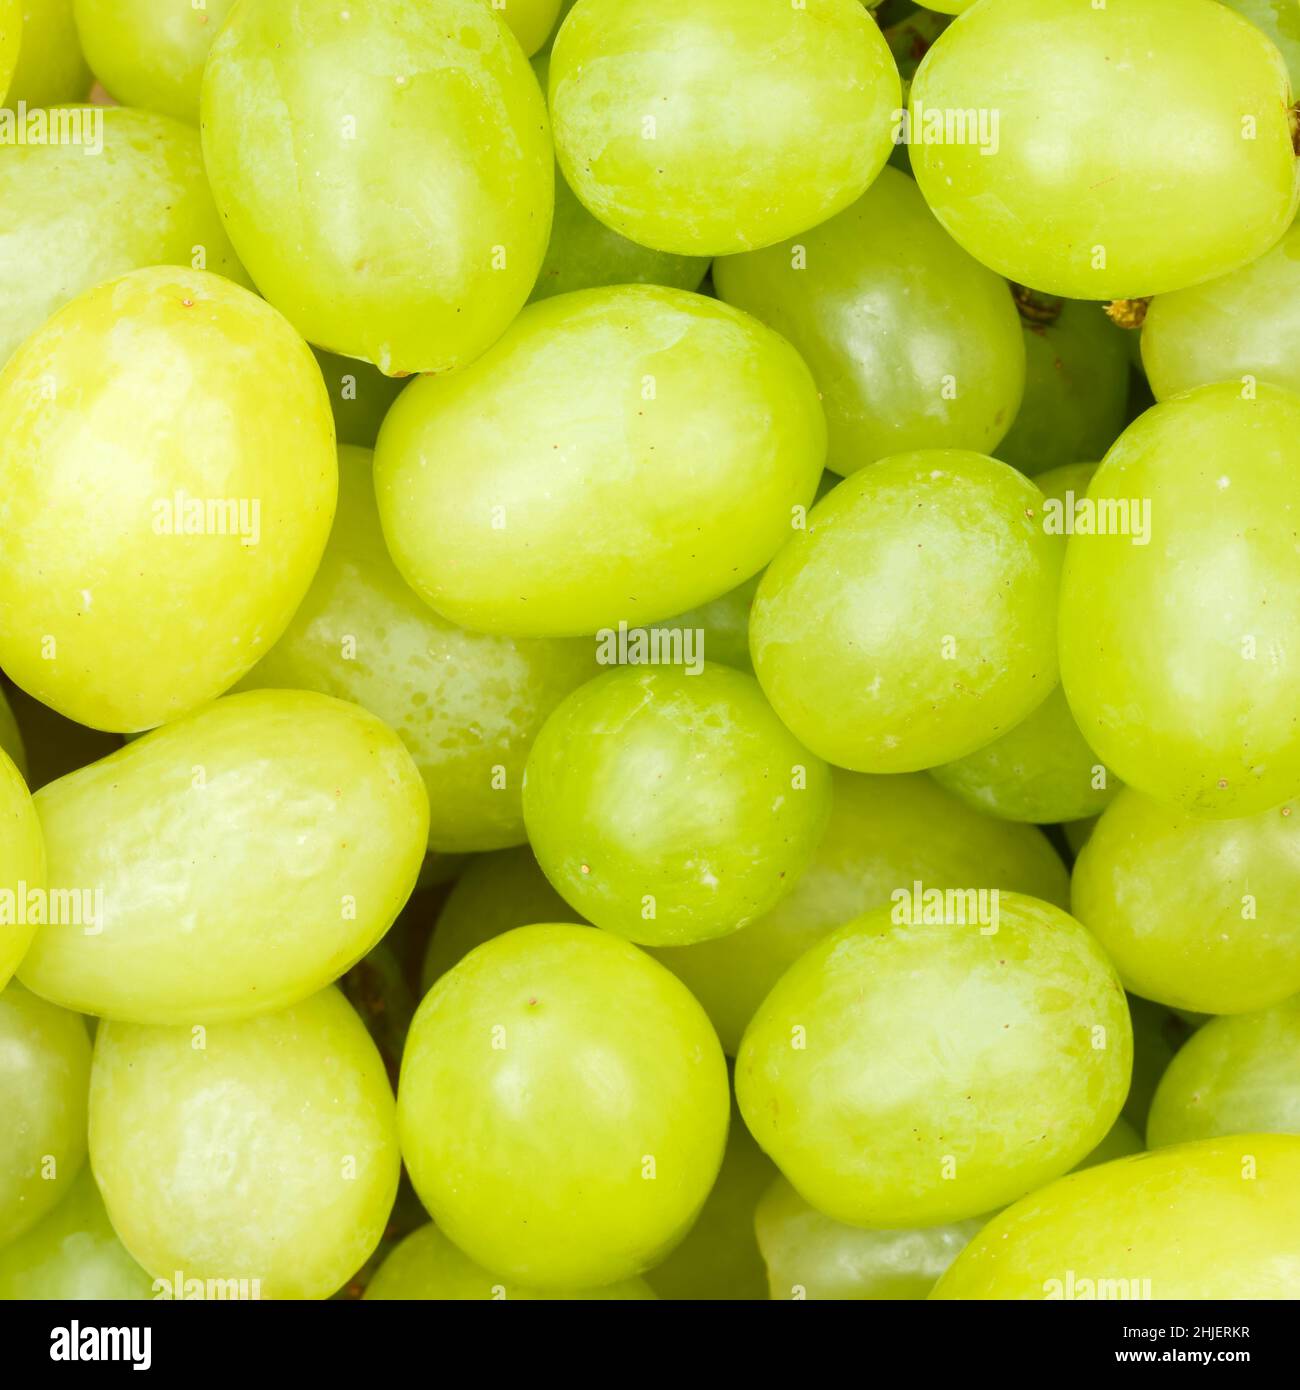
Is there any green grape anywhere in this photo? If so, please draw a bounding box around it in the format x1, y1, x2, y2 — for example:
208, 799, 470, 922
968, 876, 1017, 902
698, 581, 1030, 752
751, 452, 1062, 773
932, 1135, 1300, 1299
398, 924, 729, 1289
1222, 0, 1300, 86
652, 769, 1069, 1055
492, 0, 560, 55
364, 1224, 654, 1300
0, 981, 90, 1245
713, 167, 1025, 475
8, 0, 91, 105
0, 683, 120, 793
0, 106, 249, 369
1148, 998, 1300, 1146
908, 0, 1299, 299
549, 0, 900, 256
72, 0, 236, 121
996, 298, 1129, 477
239, 447, 593, 855
0, 265, 336, 733
201, 0, 553, 376
0, 746, 43, 992
1141, 217, 1300, 400
0, 0, 18, 102
1059, 382, 1300, 817
756, 1176, 985, 1301
311, 349, 407, 449
1124, 995, 1193, 1132
374, 284, 826, 637
0, 1167, 152, 1300
90, 988, 400, 1300
1075, 1117, 1143, 1170
0, 687, 25, 780
421, 845, 583, 994
737, 894, 1132, 1228
523, 665, 833, 947
1072, 787, 1300, 1014
19, 690, 428, 1024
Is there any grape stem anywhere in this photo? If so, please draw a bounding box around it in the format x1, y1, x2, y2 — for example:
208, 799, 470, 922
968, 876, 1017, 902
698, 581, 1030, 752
1010, 283, 1064, 326
1104, 299, 1150, 330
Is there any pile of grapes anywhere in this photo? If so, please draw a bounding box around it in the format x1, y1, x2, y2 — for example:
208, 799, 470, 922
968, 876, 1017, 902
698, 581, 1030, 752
1, 0, 1299, 1303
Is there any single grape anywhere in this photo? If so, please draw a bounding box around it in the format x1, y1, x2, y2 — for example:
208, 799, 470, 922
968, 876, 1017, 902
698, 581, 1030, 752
523, 665, 832, 946
397, 924, 729, 1289
908, 0, 1299, 298
549, 0, 900, 256
737, 894, 1132, 1227
374, 284, 826, 637
239, 446, 594, 855
0, 687, 26, 781
750, 452, 1062, 773
492, 0, 561, 55
310, 349, 408, 449
0, 746, 43, 991
8, 0, 91, 105
1222, 0, 1300, 87
932, 1135, 1300, 1298
1072, 787, 1300, 1014
201, 0, 553, 376
19, 690, 429, 1024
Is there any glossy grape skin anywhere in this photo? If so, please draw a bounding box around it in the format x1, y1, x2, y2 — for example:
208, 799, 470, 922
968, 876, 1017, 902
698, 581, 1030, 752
18, 690, 429, 1024
932, 1135, 1300, 1299
751, 453, 1062, 773
909, 0, 1299, 299
996, 301, 1129, 477
374, 284, 826, 637
239, 447, 594, 855
364, 1224, 654, 1301
0, 1167, 152, 1300
8, 0, 91, 106
495, 0, 560, 55
0, 982, 90, 1246
1141, 217, 1300, 400
1072, 788, 1300, 1015
737, 894, 1132, 1228
0, 107, 249, 369
311, 349, 407, 449
398, 924, 729, 1289
0, 690, 24, 779
0, 748, 43, 992
90, 988, 400, 1300
523, 665, 833, 947
1223, 0, 1300, 86
0, 266, 336, 733
549, 0, 900, 257
72, 0, 236, 121
713, 168, 1024, 475
1148, 998, 1300, 1147
201, 0, 553, 376
652, 769, 1068, 1055
1059, 382, 1300, 818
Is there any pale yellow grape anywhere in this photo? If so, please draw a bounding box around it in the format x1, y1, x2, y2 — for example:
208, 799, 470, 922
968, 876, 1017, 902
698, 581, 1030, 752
374, 284, 826, 636
240, 448, 594, 855
0, 687, 25, 781
18, 690, 428, 1024
0, 266, 336, 733
201, 0, 553, 375
8, 0, 91, 105
90, 988, 401, 1300
0, 746, 43, 991
491, 0, 560, 56
932, 1135, 1300, 1298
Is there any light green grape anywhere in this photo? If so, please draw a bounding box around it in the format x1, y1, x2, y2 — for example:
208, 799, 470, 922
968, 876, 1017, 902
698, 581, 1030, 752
0, 981, 90, 1245
908, 0, 1299, 298
0, 1167, 152, 1300
932, 1135, 1300, 1298
0, 106, 249, 370
751, 452, 1062, 773
90, 988, 400, 1300
0, 0, 19, 102
756, 1176, 985, 1301
1072, 787, 1300, 1014
398, 924, 729, 1289
492, 0, 560, 55
19, 689, 428, 1023
374, 284, 826, 637
737, 894, 1132, 1228
1125, 995, 1193, 1132
1141, 217, 1300, 399
1222, 0, 1300, 86
713, 167, 1024, 475
72, 0, 236, 121
311, 349, 407, 449
8, 0, 91, 105
421, 845, 583, 994
996, 298, 1129, 477
0, 687, 25, 781
0, 265, 336, 733
549, 0, 900, 257
239, 447, 593, 855
0, 746, 43, 991
652, 769, 1069, 1055
523, 665, 833, 947
1059, 382, 1300, 817
1148, 997, 1300, 1146
364, 1224, 654, 1300
201, 0, 553, 376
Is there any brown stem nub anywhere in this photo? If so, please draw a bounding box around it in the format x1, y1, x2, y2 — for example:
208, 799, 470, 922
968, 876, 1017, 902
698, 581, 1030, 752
1291, 101, 1300, 156
1010, 283, 1065, 326
1105, 298, 1151, 330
